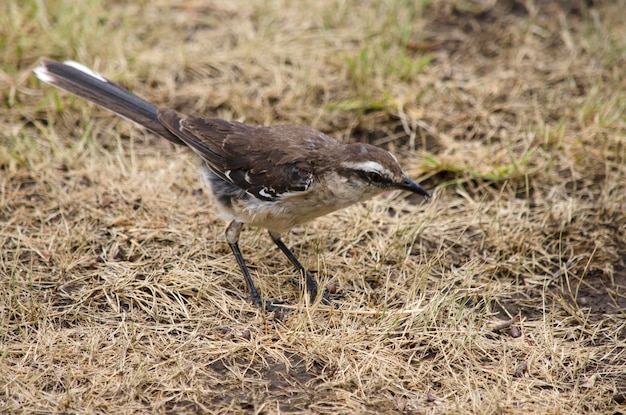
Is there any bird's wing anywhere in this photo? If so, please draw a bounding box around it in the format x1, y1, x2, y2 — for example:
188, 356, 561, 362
157, 109, 337, 201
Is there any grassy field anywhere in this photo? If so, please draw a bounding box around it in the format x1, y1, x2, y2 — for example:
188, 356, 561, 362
2, 0, 625, 413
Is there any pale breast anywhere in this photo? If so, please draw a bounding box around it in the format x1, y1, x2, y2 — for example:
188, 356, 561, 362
201, 164, 385, 235
236, 171, 385, 234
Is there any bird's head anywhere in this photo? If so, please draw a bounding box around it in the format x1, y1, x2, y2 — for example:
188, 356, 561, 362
338, 143, 430, 199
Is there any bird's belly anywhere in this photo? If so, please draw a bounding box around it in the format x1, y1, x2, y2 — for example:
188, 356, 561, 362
203, 166, 380, 234
235, 184, 371, 234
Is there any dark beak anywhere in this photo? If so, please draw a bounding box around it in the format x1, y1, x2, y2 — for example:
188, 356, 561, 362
396, 175, 430, 198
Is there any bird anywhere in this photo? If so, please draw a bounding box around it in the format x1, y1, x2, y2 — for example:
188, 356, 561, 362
34, 57, 430, 312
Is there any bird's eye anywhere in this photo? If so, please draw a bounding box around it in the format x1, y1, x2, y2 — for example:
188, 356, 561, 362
367, 171, 384, 183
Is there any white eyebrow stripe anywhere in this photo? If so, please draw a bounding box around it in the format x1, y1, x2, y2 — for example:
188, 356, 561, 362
341, 160, 387, 174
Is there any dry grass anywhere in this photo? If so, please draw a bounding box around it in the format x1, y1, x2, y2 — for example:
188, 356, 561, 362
2, 0, 626, 413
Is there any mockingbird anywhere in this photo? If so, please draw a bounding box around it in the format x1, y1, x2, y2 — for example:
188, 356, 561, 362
34, 58, 430, 312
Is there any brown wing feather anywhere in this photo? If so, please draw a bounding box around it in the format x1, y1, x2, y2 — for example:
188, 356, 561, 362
157, 108, 340, 201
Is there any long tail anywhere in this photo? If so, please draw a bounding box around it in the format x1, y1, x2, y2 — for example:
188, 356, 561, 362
34, 58, 184, 145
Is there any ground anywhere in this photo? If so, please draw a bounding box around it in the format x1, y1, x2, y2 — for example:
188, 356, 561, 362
1, 0, 625, 414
